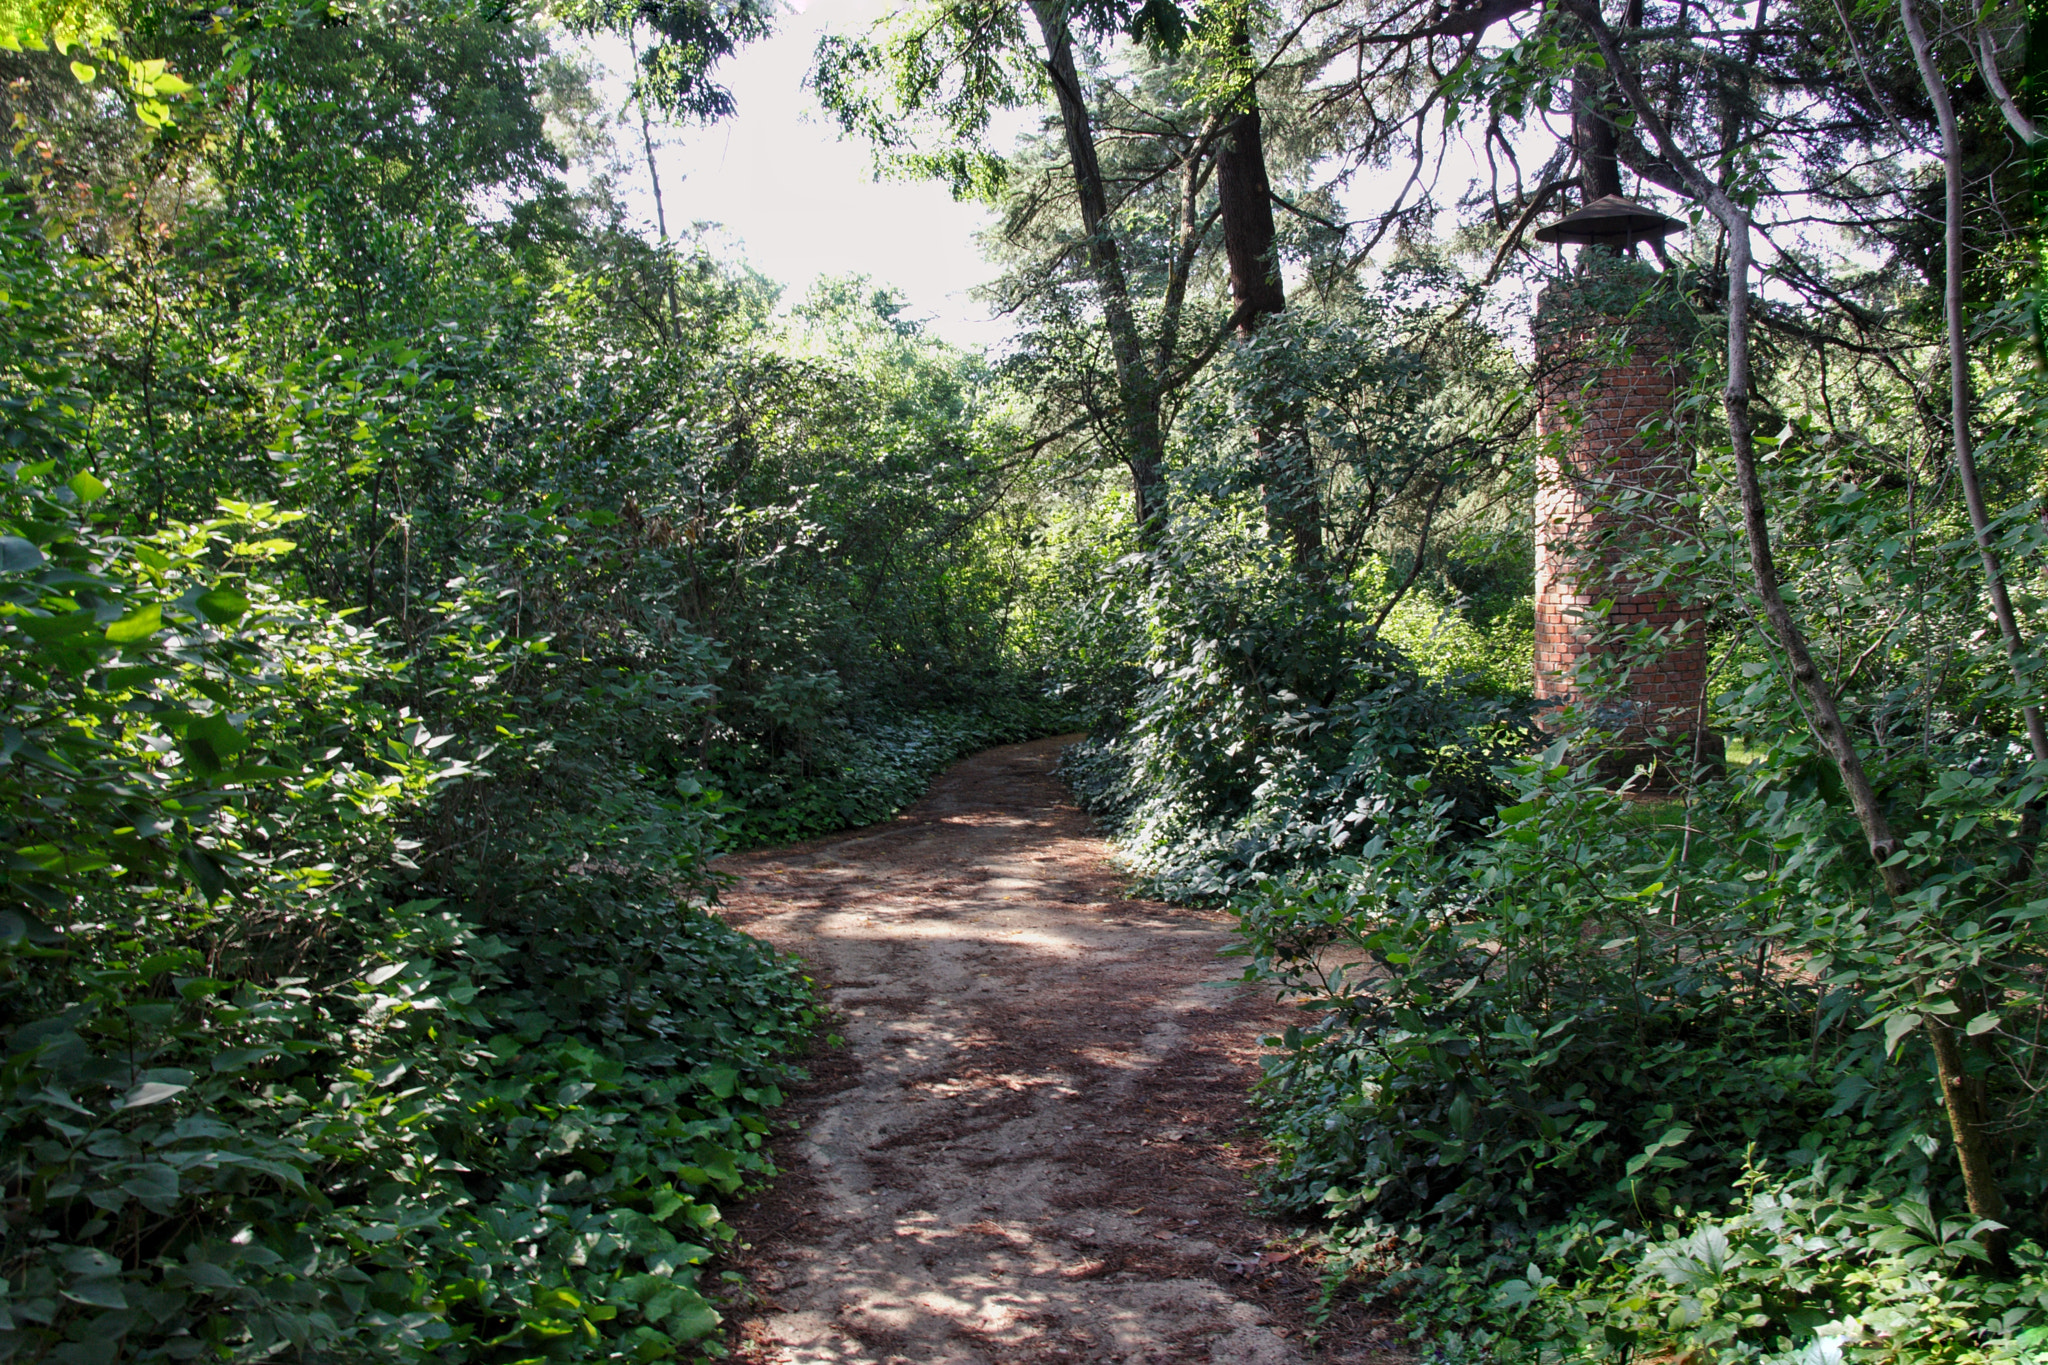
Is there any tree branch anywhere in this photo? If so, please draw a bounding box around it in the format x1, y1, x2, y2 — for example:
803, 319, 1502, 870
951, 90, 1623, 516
1974, 16, 2040, 144
1362, 0, 1544, 44
1368, 478, 1449, 638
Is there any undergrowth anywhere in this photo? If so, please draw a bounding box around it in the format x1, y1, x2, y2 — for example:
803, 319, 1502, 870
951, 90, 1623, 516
1233, 747, 2048, 1363
714, 694, 1074, 847
0, 141, 1055, 1357
0, 467, 834, 1361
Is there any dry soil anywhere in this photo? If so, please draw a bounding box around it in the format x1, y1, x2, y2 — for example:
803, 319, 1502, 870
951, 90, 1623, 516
711, 736, 1407, 1365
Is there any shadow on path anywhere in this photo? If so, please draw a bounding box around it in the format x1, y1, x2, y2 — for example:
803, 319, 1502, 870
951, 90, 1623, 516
714, 736, 1406, 1365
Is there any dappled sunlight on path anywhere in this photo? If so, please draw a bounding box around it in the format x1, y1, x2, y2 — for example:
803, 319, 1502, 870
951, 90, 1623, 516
713, 737, 1408, 1365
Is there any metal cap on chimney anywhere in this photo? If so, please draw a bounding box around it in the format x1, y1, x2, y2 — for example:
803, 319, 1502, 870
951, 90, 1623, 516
1532, 194, 1684, 249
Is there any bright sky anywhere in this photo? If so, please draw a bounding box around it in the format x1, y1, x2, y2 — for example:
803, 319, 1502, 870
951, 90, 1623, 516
585, 0, 1014, 348
574, 5, 1656, 355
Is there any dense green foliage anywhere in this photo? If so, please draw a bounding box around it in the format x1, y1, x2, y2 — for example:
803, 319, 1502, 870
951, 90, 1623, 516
902, 0, 2048, 1357
0, 2, 1060, 1358
8, 0, 2048, 1360
0, 397, 821, 1360
1206, 329, 2048, 1360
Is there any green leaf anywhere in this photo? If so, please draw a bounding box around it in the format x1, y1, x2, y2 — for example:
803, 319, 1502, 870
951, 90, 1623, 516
175, 1261, 243, 1290
15, 843, 109, 876
68, 59, 95, 83
116, 1081, 187, 1109
1966, 1011, 2002, 1036
136, 949, 193, 982
181, 844, 228, 902
120, 1162, 180, 1207
104, 605, 163, 643
67, 470, 107, 501
665, 1300, 721, 1341
0, 535, 44, 572
0, 908, 58, 945
181, 714, 246, 771
194, 587, 250, 623
62, 1278, 127, 1309
1884, 1012, 1922, 1055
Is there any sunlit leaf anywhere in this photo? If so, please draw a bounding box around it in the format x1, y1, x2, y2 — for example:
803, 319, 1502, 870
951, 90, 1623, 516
104, 605, 162, 643
194, 588, 250, 623
116, 1081, 186, 1110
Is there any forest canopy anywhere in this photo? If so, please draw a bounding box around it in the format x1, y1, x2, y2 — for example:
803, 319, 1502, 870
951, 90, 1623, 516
1, 0, 2045, 1360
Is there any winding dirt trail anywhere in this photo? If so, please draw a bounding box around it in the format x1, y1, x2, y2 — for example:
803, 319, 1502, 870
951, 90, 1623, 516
713, 737, 1403, 1365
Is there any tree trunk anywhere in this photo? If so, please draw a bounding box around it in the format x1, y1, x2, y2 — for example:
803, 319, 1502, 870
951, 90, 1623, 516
1571, 0, 2012, 1269
1926, 1011, 2012, 1266
1570, 0, 1638, 206
1214, 48, 1320, 571
1217, 107, 1285, 326
1572, 66, 1622, 202
1027, 0, 1171, 547
627, 27, 680, 340
1899, 0, 2048, 768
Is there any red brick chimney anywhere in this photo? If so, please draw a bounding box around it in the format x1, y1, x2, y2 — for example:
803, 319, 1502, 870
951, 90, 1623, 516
1532, 290, 1715, 780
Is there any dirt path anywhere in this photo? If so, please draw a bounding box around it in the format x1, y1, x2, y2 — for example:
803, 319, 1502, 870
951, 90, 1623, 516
713, 737, 1402, 1365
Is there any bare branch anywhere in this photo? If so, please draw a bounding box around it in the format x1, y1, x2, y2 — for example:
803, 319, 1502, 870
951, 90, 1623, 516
1974, 16, 2040, 144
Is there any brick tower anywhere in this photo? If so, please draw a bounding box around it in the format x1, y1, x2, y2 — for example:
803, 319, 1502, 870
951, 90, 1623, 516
1530, 200, 1715, 780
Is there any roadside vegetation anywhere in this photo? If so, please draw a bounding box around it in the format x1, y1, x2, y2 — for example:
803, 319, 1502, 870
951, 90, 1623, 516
0, 3, 1057, 1358
827, 0, 2048, 1359
5, 0, 2047, 1361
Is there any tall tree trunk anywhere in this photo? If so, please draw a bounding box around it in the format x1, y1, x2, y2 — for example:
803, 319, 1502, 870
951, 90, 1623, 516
1900, 0, 2048, 767
1570, 0, 1638, 206
1572, 66, 1623, 202
1899, 2, 2034, 1259
1571, 0, 2012, 1269
627, 28, 679, 340
1215, 35, 1320, 571
1217, 105, 1285, 326
1027, 0, 1171, 547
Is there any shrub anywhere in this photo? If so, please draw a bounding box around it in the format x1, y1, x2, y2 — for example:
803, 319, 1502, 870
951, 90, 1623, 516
0, 464, 817, 1362
1063, 624, 1524, 903
1233, 740, 2048, 1362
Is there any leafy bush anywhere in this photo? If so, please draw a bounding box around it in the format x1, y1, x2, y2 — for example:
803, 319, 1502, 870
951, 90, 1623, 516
0, 22, 1074, 1348
1232, 725, 2048, 1362
4, 899, 813, 1363
711, 694, 1075, 847
0, 7, 1078, 1345
0, 463, 819, 1361
1367, 558, 1533, 701
1061, 552, 1525, 902
1403, 1160, 2048, 1363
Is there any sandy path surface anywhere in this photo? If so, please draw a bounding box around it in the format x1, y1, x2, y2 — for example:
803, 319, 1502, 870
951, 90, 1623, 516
713, 737, 1403, 1365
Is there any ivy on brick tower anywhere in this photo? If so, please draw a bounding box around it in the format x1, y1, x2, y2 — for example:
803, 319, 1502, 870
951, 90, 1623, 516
1530, 246, 1719, 782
